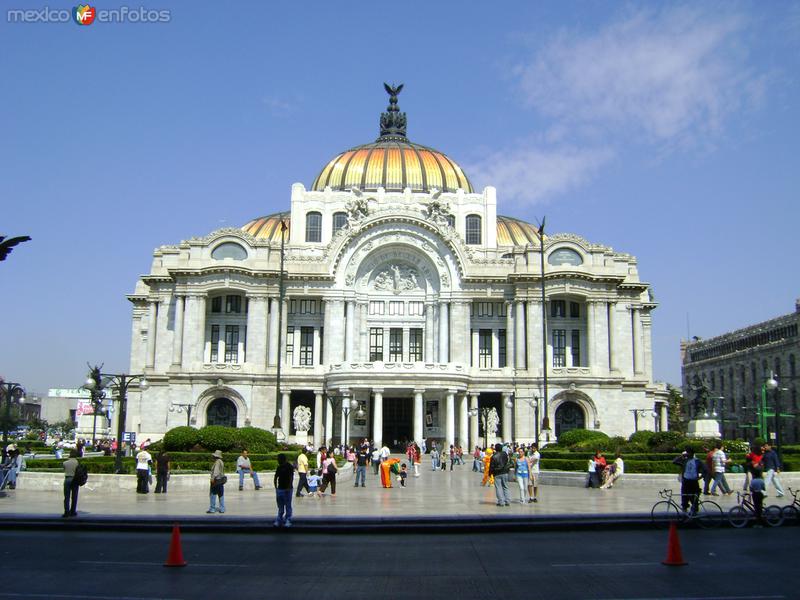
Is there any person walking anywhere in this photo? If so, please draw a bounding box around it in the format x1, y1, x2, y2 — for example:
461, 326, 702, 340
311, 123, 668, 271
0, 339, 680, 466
296, 449, 310, 497
449, 445, 456, 471
673, 447, 705, 514
236, 449, 262, 491
489, 443, 511, 506
273, 453, 295, 528
135, 446, 152, 494
154, 450, 170, 494
761, 443, 785, 497
318, 452, 337, 496
62, 449, 80, 517
430, 446, 440, 471
526, 445, 540, 502
412, 443, 421, 477
702, 445, 714, 495
514, 448, 529, 503
481, 447, 494, 487
472, 446, 481, 472
710, 441, 732, 496
207, 449, 226, 514
371, 446, 381, 475
743, 443, 763, 492
354, 446, 368, 487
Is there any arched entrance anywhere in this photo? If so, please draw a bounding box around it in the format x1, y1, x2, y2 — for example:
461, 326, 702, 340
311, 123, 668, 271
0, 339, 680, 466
555, 401, 585, 437
206, 398, 237, 427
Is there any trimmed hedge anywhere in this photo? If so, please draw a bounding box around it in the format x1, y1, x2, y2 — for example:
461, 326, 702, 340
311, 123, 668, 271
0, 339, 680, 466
163, 427, 199, 451
161, 426, 278, 453
557, 429, 609, 447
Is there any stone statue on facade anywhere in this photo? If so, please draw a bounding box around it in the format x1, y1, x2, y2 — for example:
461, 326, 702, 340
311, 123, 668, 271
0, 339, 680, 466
293, 405, 312, 433
486, 407, 500, 436
425, 197, 453, 227
345, 196, 369, 225
373, 263, 420, 294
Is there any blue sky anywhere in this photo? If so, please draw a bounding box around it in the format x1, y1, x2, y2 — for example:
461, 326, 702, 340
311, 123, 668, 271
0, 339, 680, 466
1, 1, 798, 395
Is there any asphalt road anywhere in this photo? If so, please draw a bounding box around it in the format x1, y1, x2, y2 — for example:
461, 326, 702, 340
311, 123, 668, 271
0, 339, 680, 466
0, 527, 796, 600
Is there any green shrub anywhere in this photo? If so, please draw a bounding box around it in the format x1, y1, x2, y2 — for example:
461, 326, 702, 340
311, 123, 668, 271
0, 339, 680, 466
197, 426, 236, 451
647, 431, 686, 452
628, 431, 656, 445
163, 426, 200, 451
233, 427, 278, 453
558, 429, 609, 447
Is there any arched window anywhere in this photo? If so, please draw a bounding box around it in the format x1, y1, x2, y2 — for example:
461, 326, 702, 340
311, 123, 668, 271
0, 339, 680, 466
465, 214, 481, 245
548, 247, 583, 266
555, 401, 585, 437
333, 211, 348, 232
206, 398, 237, 427
211, 242, 247, 260
305, 211, 322, 243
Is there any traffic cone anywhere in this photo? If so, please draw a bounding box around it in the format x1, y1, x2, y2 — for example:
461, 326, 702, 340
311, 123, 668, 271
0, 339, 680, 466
164, 523, 187, 567
661, 522, 687, 566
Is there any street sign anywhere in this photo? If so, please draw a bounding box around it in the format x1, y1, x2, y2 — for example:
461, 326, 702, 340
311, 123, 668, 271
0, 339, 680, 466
122, 432, 136, 443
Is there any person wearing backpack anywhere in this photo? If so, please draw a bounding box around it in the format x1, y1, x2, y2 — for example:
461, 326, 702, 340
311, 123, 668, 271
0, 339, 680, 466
673, 447, 705, 514
62, 449, 82, 517
489, 443, 511, 506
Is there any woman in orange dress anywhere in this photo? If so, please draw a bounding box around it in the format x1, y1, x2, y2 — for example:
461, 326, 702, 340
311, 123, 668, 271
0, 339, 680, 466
481, 447, 494, 487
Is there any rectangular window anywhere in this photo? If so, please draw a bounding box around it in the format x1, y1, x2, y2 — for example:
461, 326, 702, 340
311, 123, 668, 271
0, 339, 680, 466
389, 328, 403, 362
224, 325, 239, 363
299, 299, 316, 314
369, 328, 384, 362
369, 301, 385, 315
570, 302, 580, 318
553, 329, 566, 367
409, 328, 423, 361
288, 299, 297, 314
333, 212, 348, 231
225, 295, 242, 314
477, 302, 493, 317
286, 326, 294, 363
498, 329, 507, 368
299, 326, 314, 365
408, 301, 425, 316
479, 329, 492, 368
211, 297, 222, 313
497, 303, 508, 317
319, 326, 324, 365
552, 300, 566, 318
389, 301, 405, 316
210, 324, 220, 362
571, 330, 580, 367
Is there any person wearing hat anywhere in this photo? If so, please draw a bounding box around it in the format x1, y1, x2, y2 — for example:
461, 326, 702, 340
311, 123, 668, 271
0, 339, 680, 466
208, 450, 226, 514
3, 445, 23, 490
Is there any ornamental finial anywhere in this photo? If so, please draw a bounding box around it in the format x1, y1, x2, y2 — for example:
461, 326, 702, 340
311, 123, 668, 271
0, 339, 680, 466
379, 82, 407, 140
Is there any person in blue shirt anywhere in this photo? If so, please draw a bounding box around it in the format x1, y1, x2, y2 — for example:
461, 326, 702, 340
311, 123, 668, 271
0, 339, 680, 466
761, 443, 785, 498
749, 467, 766, 525
513, 448, 529, 503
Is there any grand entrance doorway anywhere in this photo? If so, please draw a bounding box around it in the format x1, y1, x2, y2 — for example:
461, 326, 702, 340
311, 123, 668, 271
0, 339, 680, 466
555, 401, 585, 437
207, 397, 237, 427
382, 397, 412, 451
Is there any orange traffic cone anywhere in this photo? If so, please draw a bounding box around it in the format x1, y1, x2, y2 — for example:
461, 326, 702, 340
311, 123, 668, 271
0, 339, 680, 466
662, 522, 687, 566
164, 523, 188, 567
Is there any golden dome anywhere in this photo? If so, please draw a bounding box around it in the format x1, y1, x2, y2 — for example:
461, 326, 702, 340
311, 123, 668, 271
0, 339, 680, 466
311, 83, 472, 194
241, 212, 541, 247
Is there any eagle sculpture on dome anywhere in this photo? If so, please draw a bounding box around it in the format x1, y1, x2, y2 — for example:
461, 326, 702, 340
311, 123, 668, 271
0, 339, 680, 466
383, 82, 403, 109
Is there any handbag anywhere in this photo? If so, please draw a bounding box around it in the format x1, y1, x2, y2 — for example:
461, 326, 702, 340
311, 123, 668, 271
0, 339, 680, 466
214, 475, 228, 485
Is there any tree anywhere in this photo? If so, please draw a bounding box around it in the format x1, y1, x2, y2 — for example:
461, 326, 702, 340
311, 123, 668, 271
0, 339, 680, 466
667, 384, 687, 434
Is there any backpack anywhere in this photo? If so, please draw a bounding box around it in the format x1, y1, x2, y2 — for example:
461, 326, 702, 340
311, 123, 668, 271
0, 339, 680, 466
74, 463, 89, 487
683, 458, 699, 481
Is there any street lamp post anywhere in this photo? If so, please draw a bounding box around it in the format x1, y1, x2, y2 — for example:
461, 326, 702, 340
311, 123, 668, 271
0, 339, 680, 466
705, 396, 726, 439
84, 370, 148, 473
327, 393, 361, 449
1, 378, 25, 445
765, 372, 786, 463
630, 408, 656, 433
169, 401, 196, 427
534, 218, 550, 436
273, 220, 288, 435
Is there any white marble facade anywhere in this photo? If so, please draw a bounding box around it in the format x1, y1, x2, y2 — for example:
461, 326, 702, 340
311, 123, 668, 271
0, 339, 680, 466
126, 91, 668, 449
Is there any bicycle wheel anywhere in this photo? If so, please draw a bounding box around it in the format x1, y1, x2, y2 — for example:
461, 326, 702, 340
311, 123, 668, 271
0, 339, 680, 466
781, 505, 799, 524
728, 505, 750, 528
651, 500, 681, 528
696, 500, 723, 529
764, 505, 784, 527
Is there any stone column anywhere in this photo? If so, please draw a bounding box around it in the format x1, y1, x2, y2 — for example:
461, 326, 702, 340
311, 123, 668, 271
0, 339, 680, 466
502, 392, 513, 442
586, 300, 596, 372
505, 301, 514, 369
471, 330, 480, 367
515, 301, 526, 369
413, 389, 424, 445
438, 301, 449, 363
445, 391, 456, 447
330, 300, 345, 364
372, 389, 384, 447
469, 393, 479, 449
608, 302, 617, 372
424, 302, 435, 361
145, 299, 158, 369
268, 297, 279, 366
632, 307, 644, 375
322, 300, 332, 365
527, 300, 541, 375
358, 302, 368, 361
281, 391, 291, 440
246, 295, 268, 369
659, 403, 668, 432
458, 393, 468, 447
340, 397, 349, 446
325, 394, 333, 447
345, 300, 355, 362
594, 299, 610, 375
314, 391, 324, 448
187, 294, 206, 366
464, 301, 471, 367
449, 302, 466, 364
171, 295, 185, 366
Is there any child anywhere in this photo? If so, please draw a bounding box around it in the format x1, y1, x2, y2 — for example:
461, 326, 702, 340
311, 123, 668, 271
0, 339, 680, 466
749, 467, 766, 525
398, 463, 408, 487
307, 470, 322, 497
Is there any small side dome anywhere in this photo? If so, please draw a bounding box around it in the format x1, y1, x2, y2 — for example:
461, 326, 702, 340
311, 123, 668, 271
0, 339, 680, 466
241, 212, 290, 242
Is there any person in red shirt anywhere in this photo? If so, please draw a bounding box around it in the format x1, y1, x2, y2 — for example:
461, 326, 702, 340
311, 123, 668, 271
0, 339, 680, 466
744, 444, 763, 491
703, 446, 714, 495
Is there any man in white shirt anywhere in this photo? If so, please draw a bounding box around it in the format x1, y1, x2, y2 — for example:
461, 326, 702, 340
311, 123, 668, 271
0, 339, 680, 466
380, 445, 390, 462
527, 445, 540, 503
236, 449, 262, 491
135, 448, 152, 494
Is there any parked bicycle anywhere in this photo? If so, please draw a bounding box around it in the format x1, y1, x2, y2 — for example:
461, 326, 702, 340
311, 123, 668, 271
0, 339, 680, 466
779, 487, 799, 524
728, 491, 783, 528
650, 489, 723, 529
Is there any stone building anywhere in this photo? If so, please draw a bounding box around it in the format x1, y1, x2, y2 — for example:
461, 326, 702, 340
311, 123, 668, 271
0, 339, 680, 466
681, 300, 800, 443
126, 86, 668, 449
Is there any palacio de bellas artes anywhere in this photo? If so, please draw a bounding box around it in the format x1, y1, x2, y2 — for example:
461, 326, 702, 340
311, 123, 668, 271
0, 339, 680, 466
126, 84, 668, 451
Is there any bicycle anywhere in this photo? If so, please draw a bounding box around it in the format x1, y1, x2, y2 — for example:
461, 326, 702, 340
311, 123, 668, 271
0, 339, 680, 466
650, 489, 724, 529
728, 491, 783, 528
779, 487, 799, 524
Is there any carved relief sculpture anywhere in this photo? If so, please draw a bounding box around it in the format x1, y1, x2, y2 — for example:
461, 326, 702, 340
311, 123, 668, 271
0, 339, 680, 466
292, 405, 312, 433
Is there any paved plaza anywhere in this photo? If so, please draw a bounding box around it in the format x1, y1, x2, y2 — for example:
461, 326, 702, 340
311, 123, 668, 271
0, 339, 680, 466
4, 457, 796, 525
